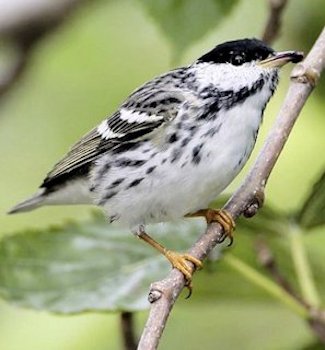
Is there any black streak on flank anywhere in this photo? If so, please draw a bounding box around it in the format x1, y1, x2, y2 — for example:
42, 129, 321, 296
115, 159, 146, 167
168, 133, 178, 143
109, 178, 125, 188
146, 166, 156, 174
192, 144, 203, 164
181, 137, 191, 147
188, 125, 197, 135
131, 160, 146, 166
98, 191, 117, 206
170, 149, 181, 163
128, 178, 144, 188
202, 124, 221, 138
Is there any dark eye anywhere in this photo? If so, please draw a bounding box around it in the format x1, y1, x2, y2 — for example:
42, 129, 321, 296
232, 54, 244, 65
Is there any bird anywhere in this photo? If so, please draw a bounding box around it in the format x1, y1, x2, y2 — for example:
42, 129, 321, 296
9, 38, 303, 290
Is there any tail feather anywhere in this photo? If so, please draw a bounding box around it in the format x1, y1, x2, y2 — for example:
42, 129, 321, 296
8, 189, 46, 214
8, 178, 93, 214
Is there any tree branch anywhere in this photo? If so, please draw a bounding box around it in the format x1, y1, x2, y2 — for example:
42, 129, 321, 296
255, 234, 325, 344
137, 27, 325, 350
0, 44, 30, 99
0, 0, 88, 103
120, 312, 138, 350
262, 0, 288, 44
255, 237, 309, 307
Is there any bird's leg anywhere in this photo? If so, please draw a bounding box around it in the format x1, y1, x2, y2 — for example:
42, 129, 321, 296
136, 226, 202, 295
186, 209, 235, 245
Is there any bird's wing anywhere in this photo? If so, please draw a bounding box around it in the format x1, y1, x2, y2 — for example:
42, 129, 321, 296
42, 73, 188, 187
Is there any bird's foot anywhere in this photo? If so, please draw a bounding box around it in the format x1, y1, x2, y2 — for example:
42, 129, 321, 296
164, 250, 203, 297
186, 208, 235, 245
136, 229, 202, 297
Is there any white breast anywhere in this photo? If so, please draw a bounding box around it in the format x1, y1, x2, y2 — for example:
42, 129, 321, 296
96, 63, 277, 228
98, 92, 267, 228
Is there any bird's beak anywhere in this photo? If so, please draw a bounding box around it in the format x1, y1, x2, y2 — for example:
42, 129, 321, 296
258, 50, 304, 68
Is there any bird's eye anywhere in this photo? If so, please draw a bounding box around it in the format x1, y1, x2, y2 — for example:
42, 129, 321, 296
232, 54, 244, 65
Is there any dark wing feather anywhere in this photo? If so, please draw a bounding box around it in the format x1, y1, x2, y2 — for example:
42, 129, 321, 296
42, 69, 189, 188
42, 128, 102, 186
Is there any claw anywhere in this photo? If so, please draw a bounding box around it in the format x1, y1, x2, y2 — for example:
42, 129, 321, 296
209, 209, 235, 245
186, 208, 235, 245
227, 235, 234, 247
185, 281, 193, 299
164, 250, 202, 297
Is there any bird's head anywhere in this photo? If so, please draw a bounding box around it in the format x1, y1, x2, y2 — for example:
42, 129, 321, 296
195, 38, 303, 96
197, 38, 303, 71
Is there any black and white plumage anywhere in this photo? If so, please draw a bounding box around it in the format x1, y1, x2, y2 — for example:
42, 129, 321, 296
9, 39, 303, 232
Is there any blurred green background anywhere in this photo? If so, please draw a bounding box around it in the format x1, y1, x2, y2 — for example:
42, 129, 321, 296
0, 0, 324, 349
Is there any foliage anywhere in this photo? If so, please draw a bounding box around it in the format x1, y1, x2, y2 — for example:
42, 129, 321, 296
138, 0, 239, 60
0, 215, 205, 313
0, 170, 324, 313
1, 0, 325, 348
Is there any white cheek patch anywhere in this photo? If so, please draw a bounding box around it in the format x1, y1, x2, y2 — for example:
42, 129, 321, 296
194, 62, 265, 91
119, 108, 162, 123
97, 120, 124, 139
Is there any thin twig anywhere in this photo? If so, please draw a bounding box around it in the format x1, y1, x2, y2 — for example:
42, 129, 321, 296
262, 0, 288, 44
255, 235, 325, 343
224, 253, 308, 318
255, 237, 309, 307
120, 312, 138, 350
309, 313, 325, 344
137, 27, 325, 350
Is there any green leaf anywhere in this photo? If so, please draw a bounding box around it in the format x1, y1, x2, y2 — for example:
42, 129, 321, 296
0, 214, 205, 313
138, 0, 239, 60
296, 170, 325, 229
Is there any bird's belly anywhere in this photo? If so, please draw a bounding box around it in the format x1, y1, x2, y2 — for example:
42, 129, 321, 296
171, 119, 257, 215
94, 105, 261, 228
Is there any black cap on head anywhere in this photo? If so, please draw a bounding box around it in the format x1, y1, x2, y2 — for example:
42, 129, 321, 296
198, 38, 274, 66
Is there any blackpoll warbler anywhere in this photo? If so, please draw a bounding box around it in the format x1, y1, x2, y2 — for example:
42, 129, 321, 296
9, 38, 303, 289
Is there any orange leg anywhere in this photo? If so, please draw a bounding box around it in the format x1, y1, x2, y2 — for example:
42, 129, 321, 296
186, 208, 235, 245
137, 229, 202, 297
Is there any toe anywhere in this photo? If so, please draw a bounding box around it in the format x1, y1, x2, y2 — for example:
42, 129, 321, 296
182, 254, 203, 269
207, 209, 235, 235
173, 260, 192, 280
165, 250, 202, 282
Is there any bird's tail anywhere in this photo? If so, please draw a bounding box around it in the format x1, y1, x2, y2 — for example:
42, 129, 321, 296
8, 188, 46, 214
